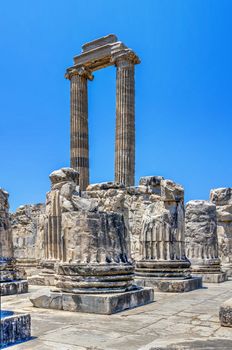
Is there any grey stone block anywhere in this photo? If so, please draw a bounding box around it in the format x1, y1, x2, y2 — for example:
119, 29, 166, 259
192, 272, 227, 283
135, 277, 202, 292
0, 312, 31, 347
220, 298, 232, 327
30, 287, 154, 314
0, 280, 28, 296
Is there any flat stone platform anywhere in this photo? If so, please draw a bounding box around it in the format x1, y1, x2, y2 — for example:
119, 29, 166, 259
135, 276, 202, 292
2, 281, 232, 350
192, 272, 228, 283
30, 288, 154, 314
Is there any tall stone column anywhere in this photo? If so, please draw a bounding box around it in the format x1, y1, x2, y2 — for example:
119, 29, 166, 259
114, 52, 140, 187
66, 67, 93, 191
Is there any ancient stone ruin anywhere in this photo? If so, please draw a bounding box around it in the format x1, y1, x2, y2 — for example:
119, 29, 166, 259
0, 188, 28, 296
134, 178, 202, 292
30, 168, 153, 314
10, 203, 45, 277
185, 200, 227, 283
210, 188, 232, 276
0, 189, 31, 347
2, 35, 231, 347
65, 34, 140, 190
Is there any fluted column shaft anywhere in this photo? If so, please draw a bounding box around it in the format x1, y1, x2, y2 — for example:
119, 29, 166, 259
68, 68, 92, 191
115, 59, 135, 187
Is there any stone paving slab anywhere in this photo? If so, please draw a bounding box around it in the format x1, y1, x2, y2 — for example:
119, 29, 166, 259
1, 282, 232, 350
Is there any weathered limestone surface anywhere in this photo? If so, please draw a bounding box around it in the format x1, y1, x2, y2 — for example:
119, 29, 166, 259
185, 200, 227, 283
134, 180, 201, 292
83, 177, 201, 292
0, 188, 28, 295
10, 203, 45, 276
30, 288, 153, 315
0, 312, 31, 348
114, 52, 137, 187
210, 188, 232, 275
69, 68, 92, 191
66, 35, 140, 189
0, 189, 13, 258
220, 298, 232, 327
30, 167, 154, 313
29, 167, 80, 286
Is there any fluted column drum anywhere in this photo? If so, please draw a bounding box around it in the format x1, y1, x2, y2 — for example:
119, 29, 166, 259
55, 211, 135, 294
185, 200, 227, 282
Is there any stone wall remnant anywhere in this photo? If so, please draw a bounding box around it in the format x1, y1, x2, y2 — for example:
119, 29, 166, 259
10, 203, 45, 276
30, 166, 154, 314
83, 176, 202, 292
0, 188, 28, 295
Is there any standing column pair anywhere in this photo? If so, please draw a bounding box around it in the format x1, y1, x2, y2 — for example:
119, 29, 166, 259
66, 52, 139, 190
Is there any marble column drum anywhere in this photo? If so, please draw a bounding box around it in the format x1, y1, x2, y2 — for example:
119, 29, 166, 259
185, 200, 227, 283
67, 67, 93, 191
135, 180, 202, 292
115, 57, 135, 187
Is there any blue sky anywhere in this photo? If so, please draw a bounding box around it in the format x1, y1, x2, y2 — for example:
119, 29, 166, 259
0, 0, 231, 211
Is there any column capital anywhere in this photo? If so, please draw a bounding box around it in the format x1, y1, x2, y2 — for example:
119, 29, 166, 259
111, 49, 140, 67
65, 66, 94, 81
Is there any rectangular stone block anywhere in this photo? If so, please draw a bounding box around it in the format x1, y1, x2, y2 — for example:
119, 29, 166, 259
0, 312, 31, 347
0, 280, 28, 296
192, 272, 227, 283
220, 298, 232, 327
82, 34, 118, 52
30, 288, 154, 315
135, 277, 202, 293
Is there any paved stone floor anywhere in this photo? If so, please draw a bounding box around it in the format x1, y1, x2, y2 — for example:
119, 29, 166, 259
2, 281, 232, 350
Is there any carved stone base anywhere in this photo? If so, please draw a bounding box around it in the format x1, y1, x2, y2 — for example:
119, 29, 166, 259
0, 312, 31, 347
28, 259, 56, 286
192, 272, 227, 283
136, 260, 191, 279
0, 280, 28, 296
55, 263, 135, 294
16, 258, 40, 277
28, 273, 55, 286
220, 298, 232, 327
135, 276, 202, 292
30, 287, 154, 314
221, 264, 232, 277
190, 259, 228, 283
